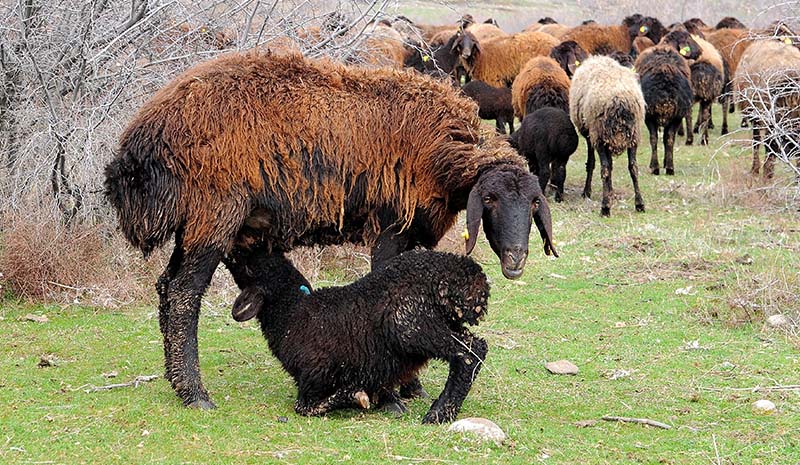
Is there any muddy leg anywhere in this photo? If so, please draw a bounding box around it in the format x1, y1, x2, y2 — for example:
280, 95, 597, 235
664, 120, 678, 176
552, 162, 567, 203
628, 145, 645, 213
295, 386, 370, 417
720, 96, 729, 135
751, 126, 761, 175
685, 109, 694, 145
156, 233, 184, 382
582, 137, 595, 198
647, 117, 660, 175
598, 144, 614, 217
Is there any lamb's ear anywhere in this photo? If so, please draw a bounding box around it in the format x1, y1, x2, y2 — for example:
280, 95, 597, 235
232, 287, 264, 322
465, 186, 483, 255
532, 195, 558, 257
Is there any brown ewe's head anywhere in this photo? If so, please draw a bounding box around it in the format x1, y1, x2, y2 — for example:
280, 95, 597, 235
660, 30, 701, 60
465, 163, 557, 279
551, 40, 588, 78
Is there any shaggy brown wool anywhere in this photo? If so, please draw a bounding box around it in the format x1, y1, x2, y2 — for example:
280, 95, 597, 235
511, 57, 570, 118
460, 31, 558, 87
562, 24, 633, 55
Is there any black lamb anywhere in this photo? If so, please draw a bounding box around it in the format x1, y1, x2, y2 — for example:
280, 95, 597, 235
510, 107, 578, 202
462, 80, 515, 134
233, 250, 490, 424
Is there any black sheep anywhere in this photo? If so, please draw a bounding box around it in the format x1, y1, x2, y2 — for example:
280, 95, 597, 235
461, 80, 515, 134
233, 250, 490, 424
510, 108, 578, 202
550, 40, 589, 78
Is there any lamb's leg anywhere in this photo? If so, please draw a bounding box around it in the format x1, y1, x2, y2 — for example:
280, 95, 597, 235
422, 331, 488, 424
628, 145, 645, 213
663, 120, 677, 176
376, 386, 409, 414
751, 126, 761, 175
552, 162, 567, 203
164, 245, 224, 409
537, 157, 551, 197
156, 233, 184, 382
647, 117, 660, 175
582, 137, 595, 199
598, 145, 614, 217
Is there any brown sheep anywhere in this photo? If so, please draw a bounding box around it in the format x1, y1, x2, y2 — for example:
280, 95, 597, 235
734, 40, 800, 177
511, 57, 571, 118
537, 23, 571, 39
104, 51, 557, 409
685, 34, 725, 145
452, 30, 559, 87
561, 16, 664, 55
467, 22, 508, 42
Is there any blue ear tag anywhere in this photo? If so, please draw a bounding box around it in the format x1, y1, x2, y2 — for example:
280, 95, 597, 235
299, 285, 311, 296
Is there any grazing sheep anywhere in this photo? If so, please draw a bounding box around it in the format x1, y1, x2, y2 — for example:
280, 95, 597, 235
561, 15, 663, 56
635, 30, 699, 175
570, 55, 646, 216
451, 30, 559, 86
511, 56, 571, 118
715, 17, 746, 30
550, 40, 588, 78
510, 107, 579, 202
734, 39, 800, 177
685, 34, 725, 145
461, 80, 515, 134
104, 51, 557, 409
234, 249, 490, 424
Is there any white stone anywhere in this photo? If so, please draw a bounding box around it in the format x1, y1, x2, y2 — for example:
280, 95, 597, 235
752, 399, 776, 415
448, 417, 506, 443
545, 360, 579, 375
766, 314, 791, 328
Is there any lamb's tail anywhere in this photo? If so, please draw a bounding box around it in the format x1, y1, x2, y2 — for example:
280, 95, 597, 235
104, 122, 183, 256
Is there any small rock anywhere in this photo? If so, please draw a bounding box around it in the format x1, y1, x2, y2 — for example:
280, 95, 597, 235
277, 416, 288, 423
766, 314, 790, 328
38, 355, 58, 368
607, 369, 631, 380
752, 399, 776, 415
23, 314, 49, 323
102, 371, 118, 379
735, 254, 753, 265
545, 360, 579, 375
448, 417, 506, 443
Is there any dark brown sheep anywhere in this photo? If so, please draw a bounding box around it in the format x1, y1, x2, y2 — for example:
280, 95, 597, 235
461, 80, 515, 134
550, 40, 588, 78
561, 15, 664, 56
104, 51, 557, 409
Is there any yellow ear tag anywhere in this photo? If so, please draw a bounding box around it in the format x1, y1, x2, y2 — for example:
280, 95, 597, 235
784, 38, 793, 45
422, 55, 430, 62
631, 66, 636, 72
575, 60, 581, 66
462, 229, 470, 241
639, 26, 647, 33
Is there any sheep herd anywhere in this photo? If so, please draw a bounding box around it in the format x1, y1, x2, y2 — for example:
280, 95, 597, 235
104, 12, 798, 424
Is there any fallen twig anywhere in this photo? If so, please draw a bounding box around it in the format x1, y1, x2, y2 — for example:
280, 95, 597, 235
698, 384, 800, 393
601, 415, 671, 429
84, 374, 159, 393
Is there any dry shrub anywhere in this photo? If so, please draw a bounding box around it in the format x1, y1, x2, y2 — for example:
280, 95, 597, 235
0, 209, 164, 306
722, 267, 800, 339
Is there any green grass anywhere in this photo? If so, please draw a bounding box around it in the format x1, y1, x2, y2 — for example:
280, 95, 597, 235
2, 106, 799, 464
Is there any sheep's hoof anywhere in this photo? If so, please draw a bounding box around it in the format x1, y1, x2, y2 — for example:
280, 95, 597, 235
685, 139, 693, 146
354, 391, 370, 410
600, 207, 611, 217
651, 168, 660, 175
381, 401, 408, 416
422, 408, 454, 424
700, 140, 708, 146
693, 126, 700, 134
721, 127, 728, 135
635, 204, 645, 213
666, 168, 675, 176
186, 398, 217, 410
581, 191, 591, 200
400, 380, 430, 400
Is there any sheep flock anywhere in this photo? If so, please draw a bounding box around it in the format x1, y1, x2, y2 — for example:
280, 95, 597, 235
106, 10, 799, 423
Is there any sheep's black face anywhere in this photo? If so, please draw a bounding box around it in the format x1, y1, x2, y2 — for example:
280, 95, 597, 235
451, 30, 480, 65
550, 40, 588, 78
661, 30, 701, 60
465, 165, 557, 279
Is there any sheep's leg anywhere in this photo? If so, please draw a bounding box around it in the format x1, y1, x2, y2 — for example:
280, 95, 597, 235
647, 118, 660, 175
494, 118, 507, 135
720, 96, 729, 135
597, 145, 614, 217
398, 378, 429, 401
375, 386, 409, 414
751, 126, 761, 175
693, 104, 701, 134
685, 110, 694, 145
764, 137, 778, 179
537, 158, 551, 197
663, 120, 677, 176
551, 162, 567, 203
582, 137, 595, 199
628, 146, 645, 213
156, 236, 185, 383
422, 331, 488, 424
700, 101, 711, 146
164, 245, 224, 409
677, 118, 685, 137
507, 117, 514, 135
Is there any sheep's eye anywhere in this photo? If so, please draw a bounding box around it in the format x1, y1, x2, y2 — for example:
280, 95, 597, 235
482, 195, 494, 205
532, 198, 541, 209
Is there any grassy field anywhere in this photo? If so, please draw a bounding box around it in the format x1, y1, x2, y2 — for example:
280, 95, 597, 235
2, 104, 799, 464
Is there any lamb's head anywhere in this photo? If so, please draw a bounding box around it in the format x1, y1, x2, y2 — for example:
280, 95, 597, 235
550, 40, 588, 77
433, 254, 490, 325
660, 30, 701, 60
230, 254, 311, 322
465, 163, 557, 280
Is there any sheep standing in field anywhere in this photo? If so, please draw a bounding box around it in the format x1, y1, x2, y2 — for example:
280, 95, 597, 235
461, 80, 515, 134
234, 250, 489, 424
561, 15, 664, 56
451, 30, 559, 86
734, 39, 800, 177
635, 30, 700, 175
511, 56, 571, 118
104, 51, 556, 409
570, 56, 646, 216
510, 107, 578, 202
684, 33, 725, 145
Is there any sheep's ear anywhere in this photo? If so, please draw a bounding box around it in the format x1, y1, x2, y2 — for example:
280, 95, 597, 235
465, 186, 483, 255
532, 195, 558, 258
232, 287, 264, 322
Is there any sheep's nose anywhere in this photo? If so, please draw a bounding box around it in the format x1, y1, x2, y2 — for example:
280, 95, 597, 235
502, 245, 528, 279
